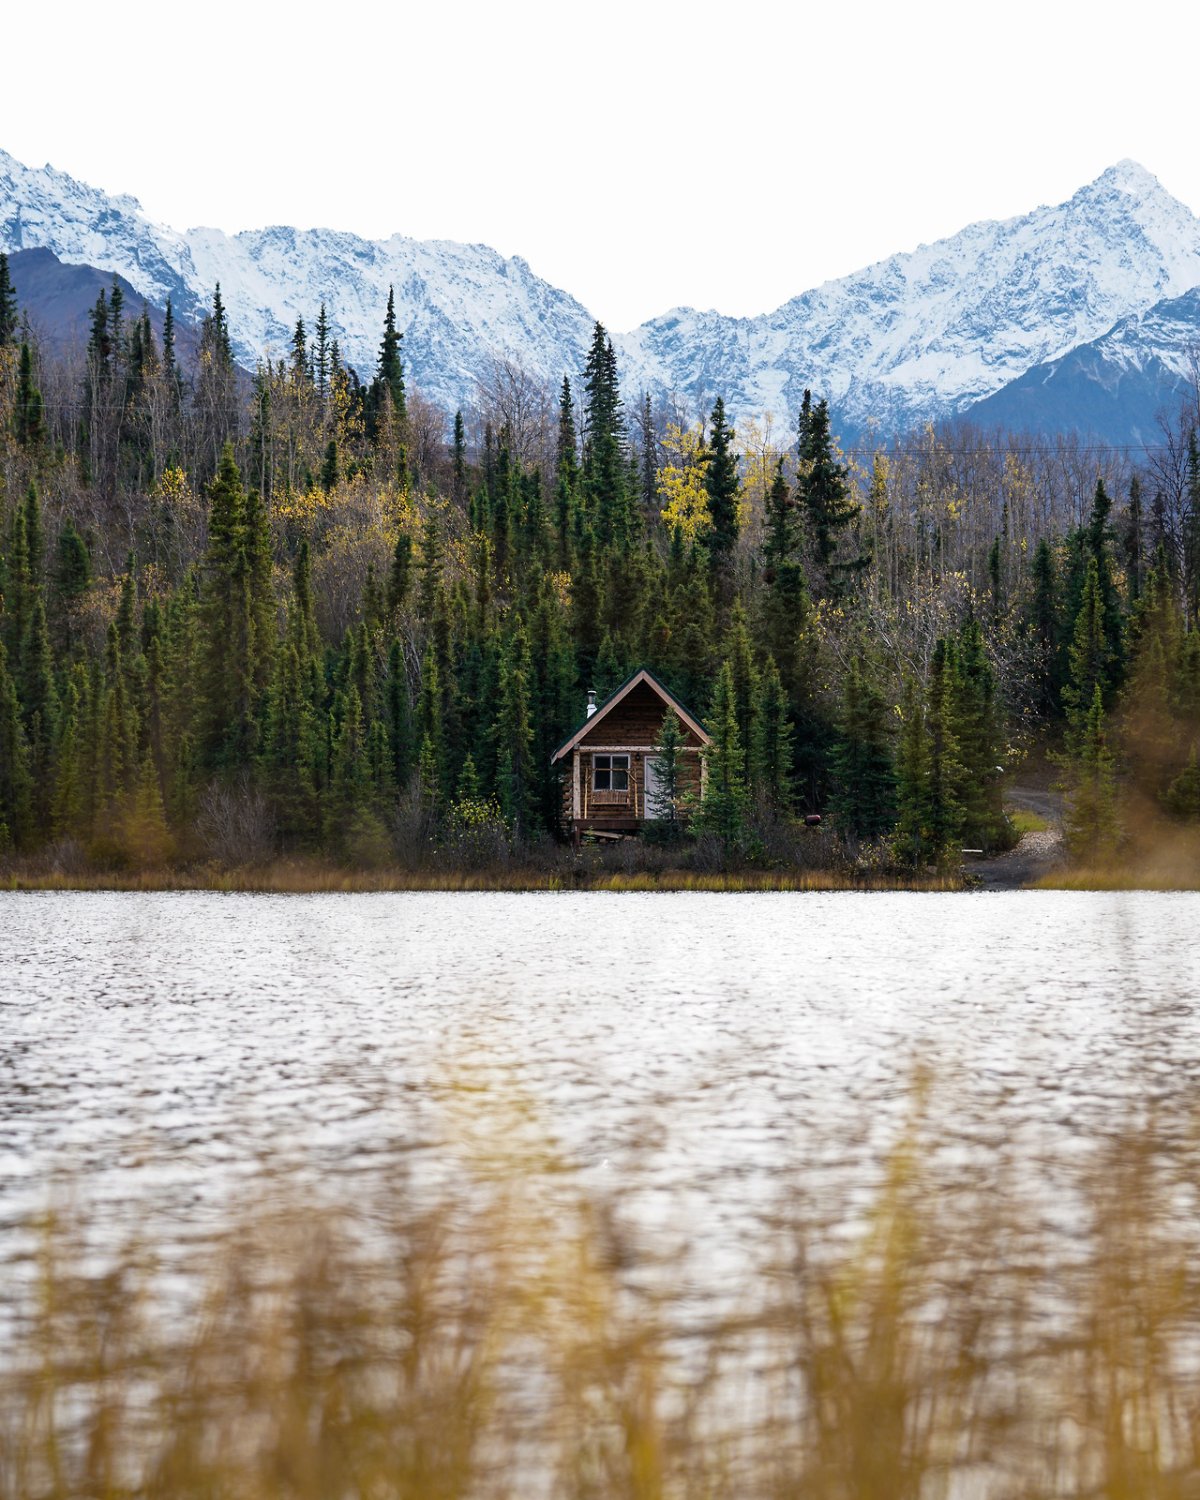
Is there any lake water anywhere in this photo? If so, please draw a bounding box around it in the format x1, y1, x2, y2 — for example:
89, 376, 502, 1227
3, 889, 1199, 1282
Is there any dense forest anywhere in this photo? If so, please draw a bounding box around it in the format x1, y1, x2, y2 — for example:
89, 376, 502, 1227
1, 250, 1198, 876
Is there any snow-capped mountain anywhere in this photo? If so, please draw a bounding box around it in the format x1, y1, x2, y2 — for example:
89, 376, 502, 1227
966, 286, 1200, 445
619, 160, 1200, 433
0, 148, 603, 409
3, 147, 1200, 435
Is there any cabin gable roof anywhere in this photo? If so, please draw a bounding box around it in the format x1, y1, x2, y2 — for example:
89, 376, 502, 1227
550, 669, 710, 764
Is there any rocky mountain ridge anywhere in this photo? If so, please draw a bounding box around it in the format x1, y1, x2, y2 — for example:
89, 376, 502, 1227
2, 148, 1199, 438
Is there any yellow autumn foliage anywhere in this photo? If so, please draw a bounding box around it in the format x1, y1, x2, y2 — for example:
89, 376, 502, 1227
657, 422, 710, 542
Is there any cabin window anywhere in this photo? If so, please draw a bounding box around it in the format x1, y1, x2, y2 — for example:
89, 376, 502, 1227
592, 754, 629, 792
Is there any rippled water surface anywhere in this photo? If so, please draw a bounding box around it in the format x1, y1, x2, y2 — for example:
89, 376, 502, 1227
3, 890, 1199, 1263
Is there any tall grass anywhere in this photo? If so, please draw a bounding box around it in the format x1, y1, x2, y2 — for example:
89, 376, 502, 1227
1040, 811, 1200, 890
0, 858, 966, 894
5, 1103, 1200, 1498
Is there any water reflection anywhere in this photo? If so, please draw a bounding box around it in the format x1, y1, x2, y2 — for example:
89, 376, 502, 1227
3, 890, 1198, 1257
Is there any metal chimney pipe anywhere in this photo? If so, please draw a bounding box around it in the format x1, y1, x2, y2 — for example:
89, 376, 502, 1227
586, 689, 597, 718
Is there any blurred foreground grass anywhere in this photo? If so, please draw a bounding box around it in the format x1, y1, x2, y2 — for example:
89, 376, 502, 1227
4, 1109, 1200, 1499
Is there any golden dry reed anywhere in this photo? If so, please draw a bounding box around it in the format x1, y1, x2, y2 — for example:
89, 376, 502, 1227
0, 859, 965, 894
1041, 797, 1200, 890
4, 1108, 1200, 1498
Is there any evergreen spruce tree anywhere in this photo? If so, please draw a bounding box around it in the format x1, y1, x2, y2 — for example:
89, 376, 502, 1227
953, 617, 1009, 850
3, 500, 31, 671
51, 676, 88, 839
647, 706, 686, 822
120, 752, 173, 866
695, 661, 748, 845
1088, 480, 1125, 662
384, 532, 412, 619
758, 459, 813, 712
375, 286, 407, 418
570, 528, 605, 683
115, 565, 137, 657
762, 458, 796, 573
326, 687, 382, 855
796, 390, 861, 587
321, 439, 338, 494
452, 410, 467, 506
204, 283, 233, 365
925, 639, 967, 857
261, 640, 321, 843
750, 657, 794, 816
593, 630, 623, 700
14, 343, 45, 448
94, 633, 139, 840
639, 393, 658, 516
455, 752, 483, 803
724, 601, 758, 784
417, 517, 442, 626
1063, 685, 1120, 863
703, 396, 740, 601
242, 457, 275, 690
198, 443, 258, 767
987, 537, 1003, 618
108, 279, 126, 362
417, 643, 445, 805
582, 323, 628, 545
289, 540, 321, 676
196, 284, 238, 471
23, 481, 44, 588
314, 302, 331, 398
0, 251, 18, 346
0, 641, 32, 850
494, 623, 536, 840
830, 653, 896, 839
894, 675, 932, 865
1028, 537, 1063, 718
291, 317, 308, 380
1063, 557, 1114, 750
18, 595, 58, 836
161, 296, 181, 402
385, 640, 414, 791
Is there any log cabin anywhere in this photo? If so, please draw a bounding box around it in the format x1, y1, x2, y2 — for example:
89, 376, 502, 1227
551, 669, 711, 842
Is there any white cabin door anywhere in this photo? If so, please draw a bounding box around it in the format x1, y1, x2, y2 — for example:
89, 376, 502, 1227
643, 756, 666, 818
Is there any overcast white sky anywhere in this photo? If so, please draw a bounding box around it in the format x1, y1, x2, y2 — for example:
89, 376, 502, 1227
4, 0, 1198, 330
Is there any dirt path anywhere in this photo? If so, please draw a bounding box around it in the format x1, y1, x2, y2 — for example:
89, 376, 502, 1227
967, 783, 1066, 890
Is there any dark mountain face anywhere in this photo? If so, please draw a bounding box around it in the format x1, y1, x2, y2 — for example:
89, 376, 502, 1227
6, 247, 204, 367
964, 287, 1200, 445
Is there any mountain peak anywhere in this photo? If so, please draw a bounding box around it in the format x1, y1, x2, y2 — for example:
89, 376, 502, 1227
3, 146, 1200, 434
1072, 159, 1194, 220
1095, 158, 1160, 191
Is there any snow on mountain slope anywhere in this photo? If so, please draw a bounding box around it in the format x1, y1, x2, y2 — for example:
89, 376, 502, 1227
2, 148, 1199, 431
180, 224, 605, 408
0, 148, 605, 412
617, 160, 1200, 432
965, 285, 1200, 444
0, 150, 198, 317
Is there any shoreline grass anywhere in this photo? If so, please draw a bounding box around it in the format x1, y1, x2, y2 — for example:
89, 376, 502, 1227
0, 858, 967, 894
8, 858, 1200, 891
